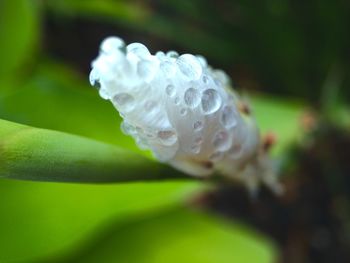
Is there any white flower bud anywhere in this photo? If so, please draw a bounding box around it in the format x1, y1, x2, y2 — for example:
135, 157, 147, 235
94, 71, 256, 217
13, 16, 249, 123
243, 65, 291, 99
90, 36, 281, 193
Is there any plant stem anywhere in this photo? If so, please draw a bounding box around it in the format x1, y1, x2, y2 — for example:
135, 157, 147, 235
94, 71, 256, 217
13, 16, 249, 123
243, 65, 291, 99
0, 119, 190, 183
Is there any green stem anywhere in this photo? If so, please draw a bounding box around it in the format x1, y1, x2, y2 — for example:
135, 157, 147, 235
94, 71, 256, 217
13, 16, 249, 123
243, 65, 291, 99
0, 119, 189, 183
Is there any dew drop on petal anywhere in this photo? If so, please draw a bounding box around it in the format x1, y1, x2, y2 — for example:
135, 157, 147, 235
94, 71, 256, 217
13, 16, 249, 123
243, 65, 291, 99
214, 78, 222, 87
201, 89, 222, 114
176, 54, 202, 80
121, 121, 136, 135
89, 69, 100, 88
127, 43, 150, 58
228, 143, 242, 159
209, 151, 223, 162
194, 137, 203, 145
157, 130, 177, 146
190, 144, 201, 154
214, 69, 230, 86
136, 137, 149, 150
100, 37, 125, 54
202, 75, 209, 84
184, 87, 201, 108
136, 126, 143, 134
166, 50, 179, 59
137, 60, 157, 82
213, 131, 229, 151
160, 61, 176, 78
155, 51, 166, 59
180, 108, 187, 116
193, 120, 203, 131
166, 84, 176, 97
146, 132, 155, 139
174, 97, 180, 105
112, 93, 135, 112
221, 105, 237, 128
144, 100, 157, 112
99, 88, 110, 100
196, 55, 207, 67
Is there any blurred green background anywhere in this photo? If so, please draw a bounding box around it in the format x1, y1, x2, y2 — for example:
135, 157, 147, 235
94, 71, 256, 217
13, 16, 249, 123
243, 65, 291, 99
0, 0, 349, 262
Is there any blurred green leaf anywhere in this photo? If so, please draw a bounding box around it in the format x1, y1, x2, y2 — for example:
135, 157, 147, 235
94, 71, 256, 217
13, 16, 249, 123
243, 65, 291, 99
250, 93, 303, 155
0, 61, 143, 154
53, 207, 277, 263
0, 0, 39, 80
46, 0, 149, 23
0, 62, 204, 262
0, 179, 201, 262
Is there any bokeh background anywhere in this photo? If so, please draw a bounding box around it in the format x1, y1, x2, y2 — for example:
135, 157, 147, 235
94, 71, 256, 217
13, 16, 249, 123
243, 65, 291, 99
0, 0, 349, 262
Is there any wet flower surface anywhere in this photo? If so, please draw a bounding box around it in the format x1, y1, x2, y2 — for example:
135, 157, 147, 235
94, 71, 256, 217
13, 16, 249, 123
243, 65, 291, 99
90, 36, 279, 192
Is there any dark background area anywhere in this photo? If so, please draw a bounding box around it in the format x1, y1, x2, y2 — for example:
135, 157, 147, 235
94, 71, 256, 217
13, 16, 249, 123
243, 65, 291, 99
43, 0, 350, 106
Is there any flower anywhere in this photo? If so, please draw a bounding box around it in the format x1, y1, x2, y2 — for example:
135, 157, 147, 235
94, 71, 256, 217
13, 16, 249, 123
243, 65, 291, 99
90, 36, 281, 193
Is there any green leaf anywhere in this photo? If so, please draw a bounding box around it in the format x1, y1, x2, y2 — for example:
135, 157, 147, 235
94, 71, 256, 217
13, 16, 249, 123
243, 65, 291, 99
0, 62, 205, 262
0, 0, 39, 78
52, 207, 277, 263
0, 118, 188, 183
46, 0, 149, 23
250, 93, 303, 155
0, 180, 201, 262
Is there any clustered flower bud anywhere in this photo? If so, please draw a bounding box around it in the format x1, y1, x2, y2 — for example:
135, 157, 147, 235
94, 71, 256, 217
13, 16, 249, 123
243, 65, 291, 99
90, 36, 281, 193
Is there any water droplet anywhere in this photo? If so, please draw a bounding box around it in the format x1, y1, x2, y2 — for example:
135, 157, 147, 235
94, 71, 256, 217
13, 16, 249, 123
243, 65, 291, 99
156, 51, 166, 59
213, 131, 229, 151
121, 121, 136, 135
184, 87, 200, 108
202, 75, 209, 84
144, 100, 157, 112
214, 78, 222, 87
214, 69, 230, 86
89, 69, 100, 88
136, 137, 149, 150
196, 55, 207, 67
127, 43, 150, 58
193, 121, 203, 131
112, 93, 135, 112
174, 97, 180, 105
176, 54, 202, 80
228, 144, 242, 159
180, 108, 187, 115
99, 88, 110, 100
158, 130, 177, 146
146, 132, 155, 138
136, 126, 143, 133
201, 89, 222, 114
209, 151, 223, 162
91, 79, 101, 89
100, 37, 125, 54
137, 60, 157, 82
160, 61, 176, 78
194, 137, 203, 145
191, 144, 201, 154
221, 106, 237, 128
166, 50, 179, 58
166, 84, 176, 97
